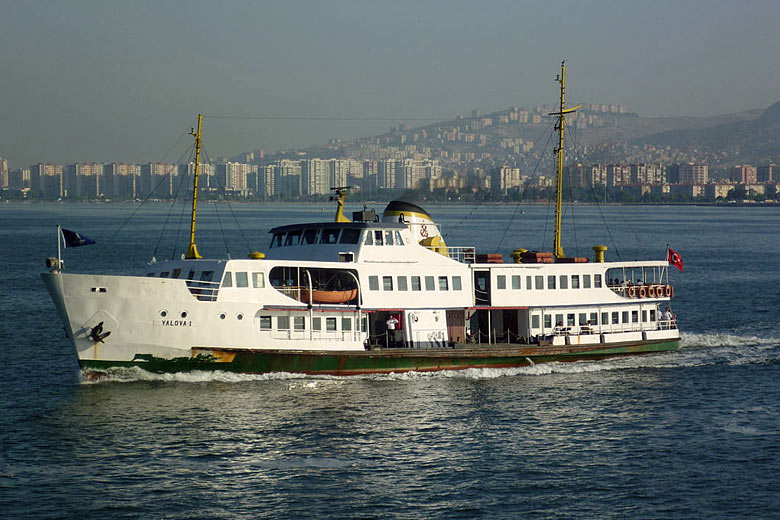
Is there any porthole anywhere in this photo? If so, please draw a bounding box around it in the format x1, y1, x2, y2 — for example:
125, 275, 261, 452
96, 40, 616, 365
237, 313, 244, 321
160, 310, 168, 317
180, 311, 188, 319
219, 312, 226, 320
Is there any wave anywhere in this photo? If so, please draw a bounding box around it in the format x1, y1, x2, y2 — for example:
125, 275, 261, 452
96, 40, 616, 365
80, 332, 780, 385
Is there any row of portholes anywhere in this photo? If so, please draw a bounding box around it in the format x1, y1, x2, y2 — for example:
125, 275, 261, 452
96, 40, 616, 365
159, 310, 244, 321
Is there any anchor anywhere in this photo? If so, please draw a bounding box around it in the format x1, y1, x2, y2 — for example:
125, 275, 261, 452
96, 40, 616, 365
89, 321, 111, 343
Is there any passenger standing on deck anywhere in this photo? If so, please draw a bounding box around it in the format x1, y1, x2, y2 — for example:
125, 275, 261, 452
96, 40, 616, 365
386, 315, 400, 347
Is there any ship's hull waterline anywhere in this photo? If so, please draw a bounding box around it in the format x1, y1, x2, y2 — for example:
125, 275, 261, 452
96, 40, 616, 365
79, 340, 679, 376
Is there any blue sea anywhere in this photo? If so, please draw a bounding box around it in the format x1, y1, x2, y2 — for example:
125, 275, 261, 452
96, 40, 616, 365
1, 201, 779, 519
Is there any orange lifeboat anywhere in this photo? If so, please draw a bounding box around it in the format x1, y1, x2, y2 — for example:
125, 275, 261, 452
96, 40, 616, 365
301, 288, 358, 304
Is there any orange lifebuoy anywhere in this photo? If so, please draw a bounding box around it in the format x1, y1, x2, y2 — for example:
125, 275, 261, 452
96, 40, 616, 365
664, 285, 672, 297
638, 286, 647, 298
668, 285, 674, 298
648, 285, 657, 298
627, 286, 636, 298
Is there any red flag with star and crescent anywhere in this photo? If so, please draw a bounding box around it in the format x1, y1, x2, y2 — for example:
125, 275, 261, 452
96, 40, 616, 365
667, 247, 684, 272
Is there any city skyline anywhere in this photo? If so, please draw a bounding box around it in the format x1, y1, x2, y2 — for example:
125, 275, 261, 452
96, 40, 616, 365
1, 0, 779, 168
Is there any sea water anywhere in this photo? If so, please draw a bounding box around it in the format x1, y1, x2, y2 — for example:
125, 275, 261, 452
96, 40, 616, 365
1, 202, 779, 519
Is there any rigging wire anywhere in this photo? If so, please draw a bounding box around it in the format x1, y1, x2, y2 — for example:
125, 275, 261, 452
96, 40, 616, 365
151, 145, 196, 261
495, 126, 556, 253
171, 162, 194, 260
203, 114, 454, 122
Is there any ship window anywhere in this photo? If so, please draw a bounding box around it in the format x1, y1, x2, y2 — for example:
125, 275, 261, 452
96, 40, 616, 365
535, 276, 544, 290
160, 272, 169, 278
321, 229, 340, 244
302, 229, 319, 244
438, 276, 449, 291
368, 276, 379, 291
555, 314, 564, 326
361, 317, 367, 332
201, 271, 214, 282
172, 269, 181, 278
425, 276, 435, 291
342, 317, 352, 331
374, 230, 384, 245
632, 311, 639, 323
340, 228, 361, 244
559, 275, 568, 289
147, 273, 155, 277
526, 276, 532, 290
277, 316, 290, 330
235, 272, 249, 288
496, 275, 506, 290
601, 312, 608, 325
270, 233, 283, 248
594, 274, 602, 288
326, 317, 337, 331
453, 276, 462, 291
567, 314, 575, 326
512, 275, 521, 290
579, 313, 587, 325
622, 311, 629, 323
544, 314, 552, 328
222, 272, 233, 287
312, 317, 321, 331
363, 230, 374, 245
383, 276, 393, 291
531, 314, 540, 329
650, 309, 656, 321
397, 276, 408, 291
294, 316, 305, 330
411, 276, 422, 291
583, 275, 591, 289
590, 312, 598, 324
394, 231, 404, 245
612, 311, 619, 324
547, 275, 556, 289
259, 316, 271, 330
284, 231, 302, 246
188, 270, 195, 281
642, 310, 648, 322
252, 272, 265, 288
572, 275, 580, 289
384, 231, 394, 246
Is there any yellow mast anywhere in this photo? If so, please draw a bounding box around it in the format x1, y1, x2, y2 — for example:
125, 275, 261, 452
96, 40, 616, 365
549, 61, 581, 259
185, 114, 203, 259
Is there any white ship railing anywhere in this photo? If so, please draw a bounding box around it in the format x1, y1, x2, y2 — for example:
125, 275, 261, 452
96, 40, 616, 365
185, 279, 221, 301
423, 245, 476, 264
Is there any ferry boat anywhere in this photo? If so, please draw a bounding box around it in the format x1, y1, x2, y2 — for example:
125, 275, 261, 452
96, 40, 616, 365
41, 63, 680, 376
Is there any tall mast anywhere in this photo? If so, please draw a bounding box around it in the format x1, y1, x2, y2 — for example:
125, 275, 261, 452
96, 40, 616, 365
185, 113, 203, 259
549, 61, 581, 259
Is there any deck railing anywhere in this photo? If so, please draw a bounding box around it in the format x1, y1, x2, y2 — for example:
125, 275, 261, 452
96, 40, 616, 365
185, 279, 222, 301
423, 245, 476, 264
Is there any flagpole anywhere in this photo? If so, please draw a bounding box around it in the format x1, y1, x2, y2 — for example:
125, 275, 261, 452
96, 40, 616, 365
57, 225, 62, 270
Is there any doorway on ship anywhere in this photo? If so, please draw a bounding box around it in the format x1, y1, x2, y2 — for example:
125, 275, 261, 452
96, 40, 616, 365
446, 309, 466, 345
474, 271, 491, 305
369, 311, 406, 348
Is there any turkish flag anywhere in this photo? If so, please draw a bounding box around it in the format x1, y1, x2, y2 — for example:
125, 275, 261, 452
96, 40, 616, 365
667, 248, 684, 272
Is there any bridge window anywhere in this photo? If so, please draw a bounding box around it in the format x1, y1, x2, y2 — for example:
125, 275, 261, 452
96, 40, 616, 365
411, 276, 422, 291
235, 272, 249, 288
383, 276, 393, 291
368, 276, 379, 291
394, 231, 404, 245
270, 233, 283, 248
363, 230, 373, 245
397, 276, 408, 291
583, 275, 591, 289
321, 229, 340, 244
285, 231, 301, 246
425, 276, 435, 291
496, 275, 506, 290
222, 272, 233, 288
374, 230, 384, 245
453, 276, 462, 290
252, 272, 265, 288
384, 231, 394, 245
201, 271, 214, 282
340, 228, 361, 244
559, 275, 568, 289
302, 229, 319, 244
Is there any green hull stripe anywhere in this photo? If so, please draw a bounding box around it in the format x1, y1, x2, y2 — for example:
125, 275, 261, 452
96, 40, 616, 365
80, 340, 679, 375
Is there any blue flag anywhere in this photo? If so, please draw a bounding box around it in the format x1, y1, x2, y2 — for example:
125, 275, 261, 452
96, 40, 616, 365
61, 228, 96, 248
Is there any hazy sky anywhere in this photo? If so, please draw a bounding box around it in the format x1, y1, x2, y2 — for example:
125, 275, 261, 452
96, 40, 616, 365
1, 0, 779, 168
